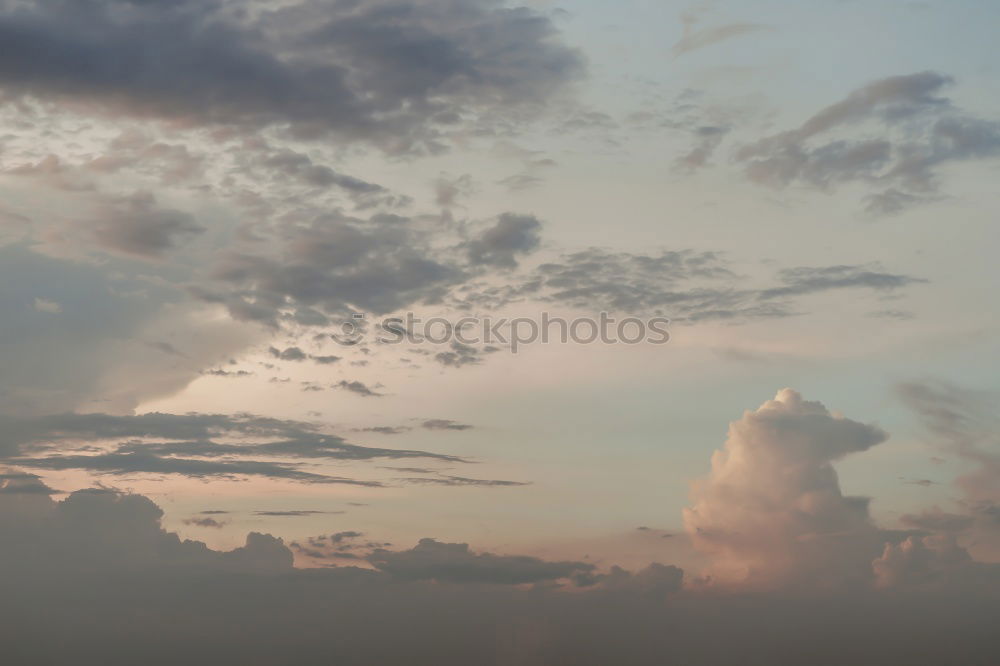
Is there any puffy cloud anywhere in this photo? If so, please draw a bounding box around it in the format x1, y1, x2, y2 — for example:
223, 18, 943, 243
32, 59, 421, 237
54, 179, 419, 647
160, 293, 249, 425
684, 389, 889, 588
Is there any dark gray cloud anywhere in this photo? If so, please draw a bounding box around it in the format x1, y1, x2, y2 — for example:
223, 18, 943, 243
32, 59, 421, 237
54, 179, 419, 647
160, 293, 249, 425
254, 510, 342, 517
0, 471, 59, 495
675, 124, 730, 171
399, 475, 529, 488
91, 191, 205, 258
332, 530, 365, 543
310, 354, 342, 365
253, 147, 394, 198
183, 516, 226, 528
497, 172, 544, 191
422, 419, 474, 431
368, 538, 592, 584
336, 380, 384, 397
202, 368, 253, 377
464, 213, 542, 268
268, 346, 308, 361
734, 71, 1000, 213
757, 265, 926, 300
463, 248, 923, 321
0, 0, 583, 154
0, 411, 468, 484
382, 466, 439, 474
203, 212, 464, 325
10, 450, 381, 486
290, 530, 380, 561
434, 341, 501, 368
354, 425, 410, 435
434, 173, 475, 208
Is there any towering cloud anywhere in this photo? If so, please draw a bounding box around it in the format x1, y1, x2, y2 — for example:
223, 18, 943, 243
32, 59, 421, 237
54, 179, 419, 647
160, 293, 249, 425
684, 389, 889, 588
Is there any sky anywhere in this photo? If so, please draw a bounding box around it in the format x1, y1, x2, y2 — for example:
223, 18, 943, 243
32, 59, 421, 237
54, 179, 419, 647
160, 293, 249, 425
0, 0, 998, 663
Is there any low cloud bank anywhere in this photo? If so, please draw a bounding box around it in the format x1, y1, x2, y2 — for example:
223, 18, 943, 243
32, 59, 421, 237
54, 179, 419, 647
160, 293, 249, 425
1, 387, 998, 664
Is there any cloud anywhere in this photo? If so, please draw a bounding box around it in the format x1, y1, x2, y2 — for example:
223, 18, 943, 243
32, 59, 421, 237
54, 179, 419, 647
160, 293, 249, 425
32, 297, 61, 313
422, 419, 474, 431
900, 509, 975, 533
434, 173, 475, 208
0, 482, 293, 575
873, 534, 1000, 590
896, 380, 1000, 561
203, 212, 464, 325
183, 516, 226, 528
757, 265, 926, 300
463, 213, 542, 268
0, 411, 468, 485
10, 450, 382, 486
368, 538, 592, 584
254, 510, 342, 517
0, 244, 259, 415
684, 388, 890, 588
734, 71, 1000, 213
268, 346, 307, 361
466, 247, 923, 321
310, 354, 342, 365
0, 0, 584, 154
673, 12, 765, 57
398, 475, 529, 487
1, 459, 999, 663
92, 192, 205, 258
896, 381, 999, 506
675, 125, 729, 171
202, 368, 253, 378
336, 380, 384, 398
434, 341, 500, 368
355, 426, 411, 435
